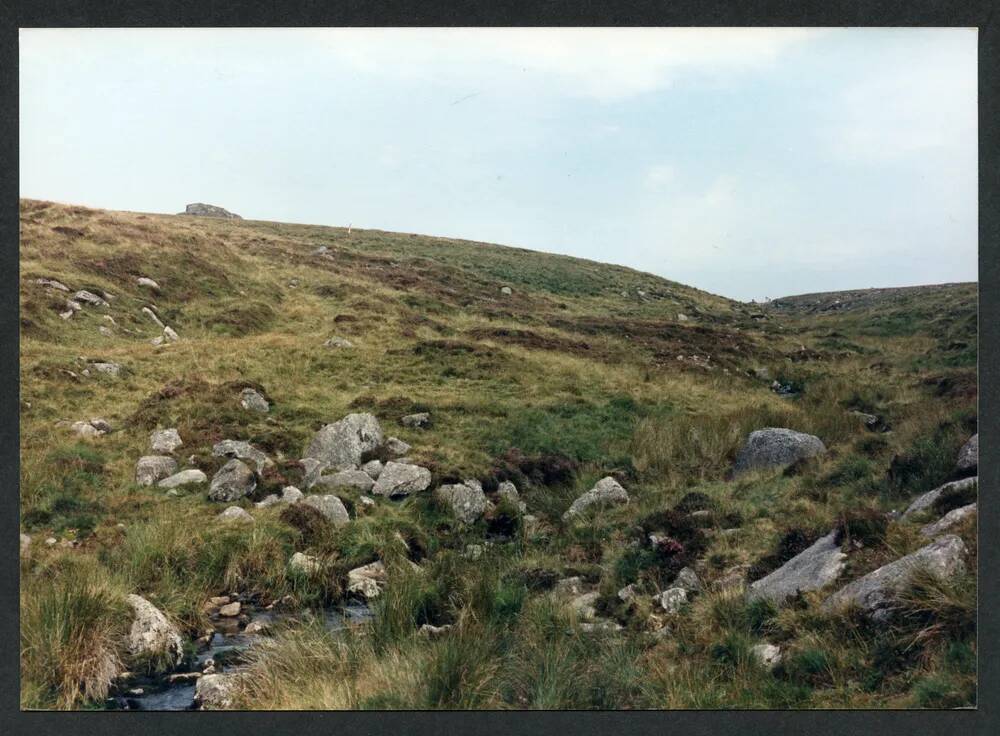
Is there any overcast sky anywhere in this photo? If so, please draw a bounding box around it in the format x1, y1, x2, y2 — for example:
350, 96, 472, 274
20, 28, 977, 301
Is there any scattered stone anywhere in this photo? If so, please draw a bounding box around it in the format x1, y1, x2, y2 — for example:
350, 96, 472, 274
208, 459, 257, 502
920, 504, 977, 538
315, 468, 375, 493
213, 439, 272, 472
358, 495, 376, 511
288, 552, 320, 575
98, 325, 114, 337
65, 299, 82, 312
497, 480, 527, 511
347, 561, 387, 600
71, 418, 111, 437
141, 306, 164, 328
901, 477, 977, 520
125, 594, 184, 670
35, 277, 70, 292
361, 459, 384, 479
733, 428, 826, 475
181, 203, 242, 219
563, 477, 629, 520
436, 479, 488, 524
137, 277, 160, 289
301, 494, 351, 526
239, 388, 269, 413
73, 290, 109, 307
304, 413, 383, 471
324, 336, 353, 348
500, 286, 513, 295
217, 506, 254, 524
150, 428, 183, 454
654, 587, 688, 614
751, 643, 782, 669
163, 326, 179, 342
746, 530, 846, 605
312, 246, 329, 256
956, 433, 978, 474
135, 455, 179, 486
167, 672, 201, 684
821, 535, 967, 620
194, 673, 238, 710
419, 623, 453, 639
244, 620, 268, 636
385, 436, 411, 456
89, 361, 122, 377
59, 309, 74, 320
282, 486, 304, 504
208, 596, 230, 607
372, 461, 432, 497
255, 494, 281, 508
45, 537, 57, 546
150, 336, 165, 346
401, 412, 430, 428
618, 584, 639, 603
218, 602, 241, 617
569, 591, 600, 621
677, 313, 689, 322
158, 469, 208, 489
674, 567, 702, 593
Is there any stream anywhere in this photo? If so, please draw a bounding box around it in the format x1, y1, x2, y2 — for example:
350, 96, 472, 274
109, 603, 373, 711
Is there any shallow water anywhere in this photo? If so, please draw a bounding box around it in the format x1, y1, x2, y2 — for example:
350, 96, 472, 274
116, 603, 372, 711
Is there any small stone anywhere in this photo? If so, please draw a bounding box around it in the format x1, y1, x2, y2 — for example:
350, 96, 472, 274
315, 468, 375, 493
89, 361, 122, 377
751, 643, 782, 669
217, 506, 254, 524
163, 326, 179, 341
281, 486, 304, 504
563, 477, 629, 520
358, 495, 376, 510
436, 479, 488, 524
419, 623, 454, 638
384, 437, 411, 456
400, 412, 430, 429
150, 428, 183, 454
218, 602, 241, 617
464, 544, 484, 560
137, 277, 160, 289
361, 460, 384, 479
135, 455, 178, 486
618, 584, 639, 603
300, 494, 351, 526
208, 459, 257, 502
371, 461, 431, 497
73, 290, 110, 307
347, 561, 387, 600
674, 567, 702, 593
158, 469, 208, 489
288, 551, 320, 575
239, 388, 269, 413
98, 326, 114, 337
244, 620, 268, 636
654, 587, 688, 614
324, 336, 353, 348
500, 286, 513, 295
142, 306, 164, 328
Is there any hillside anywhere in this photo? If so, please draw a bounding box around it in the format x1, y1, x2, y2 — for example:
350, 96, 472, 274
19, 199, 978, 710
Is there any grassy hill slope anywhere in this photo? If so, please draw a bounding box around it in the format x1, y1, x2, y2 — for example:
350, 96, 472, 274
19, 199, 978, 710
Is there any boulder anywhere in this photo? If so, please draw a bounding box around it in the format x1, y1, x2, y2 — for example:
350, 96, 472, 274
150, 428, 183, 454
89, 361, 122, 377
194, 673, 239, 710
746, 530, 846, 605
142, 306, 164, 328
158, 469, 208, 489
125, 594, 184, 670
281, 486, 304, 504
73, 290, 109, 307
315, 468, 375, 493
654, 587, 688, 614
288, 551, 320, 575
212, 439, 272, 473
361, 460, 384, 479
617, 584, 639, 603
956, 433, 978, 474
563, 477, 629, 520
674, 566, 702, 593
401, 412, 430, 429
347, 561, 387, 600
163, 326, 179, 342
71, 419, 110, 437
500, 286, 513, 295
208, 459, 257, 502
371, 461, 432, 497
435, 480, 488, 524
733, 428, 826, 475
303, 413, 383, 471
239, 388, 269, 413
181, 203, 242, 219
419, 623, 454, 639
821, 535, 967, 620
497, 480, 527, 511
300, 494, 351, 526
135, 455, 178, 486
920, 504, 977, 538
137, 277, 160, 289
384, 437, 411, 456
901, 477, 977, 520
218, 602, 241, 617
217, 506, 254, 524
34, 277, 70, 292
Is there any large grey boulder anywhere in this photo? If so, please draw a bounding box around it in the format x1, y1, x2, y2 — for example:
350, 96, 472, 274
371, 461, 431, 497
746, 530, 846, 605
150, 428, 183, 454
733, 428, 826, 475
194, 673, 239, 709
209, 459, 257, 502
158, 469, 208, 489
136, 455, 178, 486
920, 504, 977, 538
900, 477, 977, 520
212, 439, 272, 473
956, 433, 978, 474
315, 468, 375, 493
821, 535, 967, 620
303, 413, 383, 471
239, 388, 269, 413
347, 561, 387, 600
563, 477, 629, 520
125, 594, 184, 670
181, 203, 242, 219
300, 494, 351, 526
436, 480, 488, 524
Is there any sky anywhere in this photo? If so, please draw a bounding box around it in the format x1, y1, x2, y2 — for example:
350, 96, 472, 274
19, 28, 977, 302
